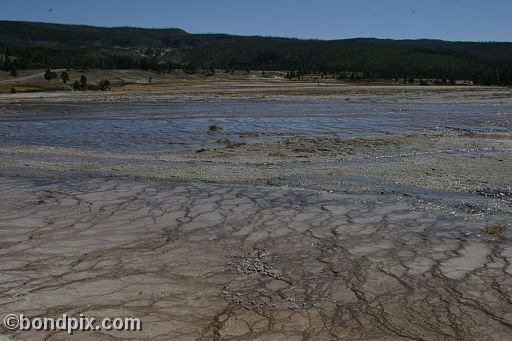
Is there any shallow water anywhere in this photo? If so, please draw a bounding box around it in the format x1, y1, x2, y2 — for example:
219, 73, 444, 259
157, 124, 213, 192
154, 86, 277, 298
1, 101, 510, 152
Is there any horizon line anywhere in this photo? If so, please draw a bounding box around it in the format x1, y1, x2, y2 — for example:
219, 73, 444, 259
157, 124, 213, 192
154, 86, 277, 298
2, 19, 512, 44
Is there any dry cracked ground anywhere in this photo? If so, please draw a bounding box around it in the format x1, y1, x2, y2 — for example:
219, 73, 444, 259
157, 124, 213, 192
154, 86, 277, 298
0, 87, 512, 340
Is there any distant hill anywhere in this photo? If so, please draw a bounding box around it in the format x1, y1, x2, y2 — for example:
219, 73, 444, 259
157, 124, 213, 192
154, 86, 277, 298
1, 20, 511, 85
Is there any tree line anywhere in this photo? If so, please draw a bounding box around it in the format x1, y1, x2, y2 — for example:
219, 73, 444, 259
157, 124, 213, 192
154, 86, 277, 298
3, 47, 511, 86
1, 21, 512, 86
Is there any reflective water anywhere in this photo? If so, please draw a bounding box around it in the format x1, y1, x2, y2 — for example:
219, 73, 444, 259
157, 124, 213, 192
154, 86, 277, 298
0, 100, 511, 152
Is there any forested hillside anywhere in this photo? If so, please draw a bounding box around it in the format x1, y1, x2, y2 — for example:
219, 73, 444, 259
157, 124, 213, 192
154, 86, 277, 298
1, 20, 512, 85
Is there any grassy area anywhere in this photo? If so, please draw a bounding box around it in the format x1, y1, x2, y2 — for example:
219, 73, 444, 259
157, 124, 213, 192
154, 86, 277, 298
0, 69, 286, 94
0, 82, 70, 94
0, 68, 500, 95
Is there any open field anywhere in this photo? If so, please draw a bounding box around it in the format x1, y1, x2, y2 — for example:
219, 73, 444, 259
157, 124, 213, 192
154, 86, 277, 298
2, 69, 512, 102
0, 80, 511, 340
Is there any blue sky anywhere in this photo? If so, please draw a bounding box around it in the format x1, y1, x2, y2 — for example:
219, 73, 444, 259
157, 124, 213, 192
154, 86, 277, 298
1, 0, 511, 41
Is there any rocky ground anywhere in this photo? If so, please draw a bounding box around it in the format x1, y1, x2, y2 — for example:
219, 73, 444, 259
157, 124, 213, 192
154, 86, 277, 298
0, 85, 511, 340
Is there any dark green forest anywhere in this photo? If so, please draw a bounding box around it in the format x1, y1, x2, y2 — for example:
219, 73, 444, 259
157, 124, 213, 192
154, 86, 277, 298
1, 20, 512, 85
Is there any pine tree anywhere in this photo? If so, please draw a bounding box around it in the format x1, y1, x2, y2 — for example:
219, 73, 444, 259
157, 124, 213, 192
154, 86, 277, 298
60, 71, 69, 83
73, 80, 80, 91
80, 75, 88, 90
44, 69, 53, 81
100, 79, 111, 91
10, 61, 17, 77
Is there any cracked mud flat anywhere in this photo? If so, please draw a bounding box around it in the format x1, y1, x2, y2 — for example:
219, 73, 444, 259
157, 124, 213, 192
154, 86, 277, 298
1, 89, 512, 340
1, 177, 512, 341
